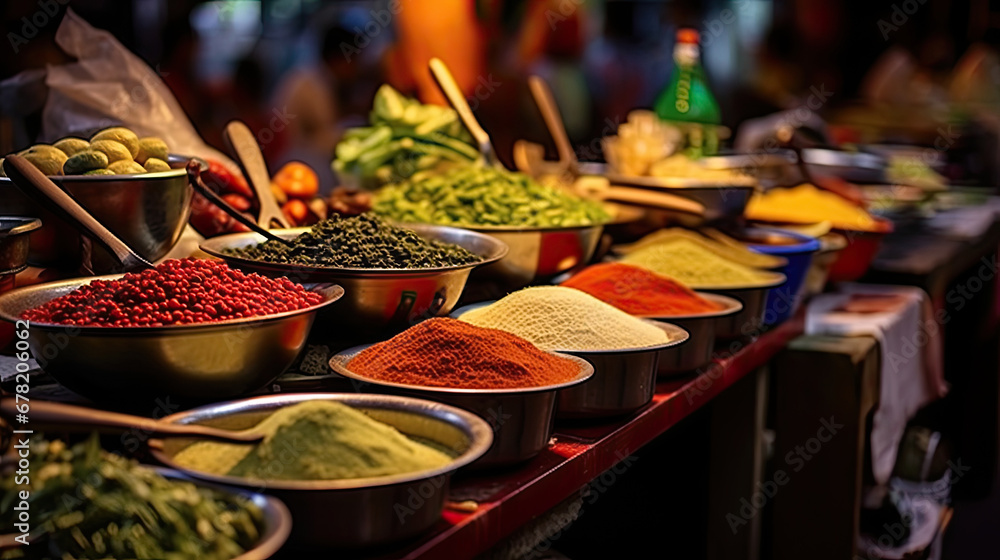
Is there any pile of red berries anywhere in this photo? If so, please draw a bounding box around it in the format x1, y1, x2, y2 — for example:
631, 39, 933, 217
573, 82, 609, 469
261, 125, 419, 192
22, 259, 323, 327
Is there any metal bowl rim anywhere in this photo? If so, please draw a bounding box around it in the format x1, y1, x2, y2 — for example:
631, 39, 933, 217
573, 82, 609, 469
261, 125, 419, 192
0, 274, 343, 334
199, 223, 510, 276
155, 467, 292, 560
634, 292, 744, 321
0, 154, 206, 182
0, 217, 42, 236
150, 392, 494, 491
460, 221, 609, 233
331, 346, 595, 394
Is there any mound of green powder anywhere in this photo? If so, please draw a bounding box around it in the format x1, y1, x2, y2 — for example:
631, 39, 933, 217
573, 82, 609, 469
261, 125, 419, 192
226, 213, 480, 269
172, 401, 454, 481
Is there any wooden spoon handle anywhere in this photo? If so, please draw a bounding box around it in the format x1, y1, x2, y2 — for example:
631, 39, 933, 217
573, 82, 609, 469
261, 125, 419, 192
224, 120, 291, 229
428, 58, 499, 166
528, 75, 577, 167
2, 156, 152, 271
0, 399, 260, 443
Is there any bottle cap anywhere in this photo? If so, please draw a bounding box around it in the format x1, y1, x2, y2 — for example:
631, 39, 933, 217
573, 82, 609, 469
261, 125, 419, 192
676, 28, 700, 44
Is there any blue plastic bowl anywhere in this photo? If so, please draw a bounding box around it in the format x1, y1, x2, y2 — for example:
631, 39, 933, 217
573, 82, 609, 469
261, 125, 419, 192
743, 228, 820, 326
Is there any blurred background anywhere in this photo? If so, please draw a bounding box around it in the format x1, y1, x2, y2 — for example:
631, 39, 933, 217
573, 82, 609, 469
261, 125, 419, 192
5, 0, 1000, 190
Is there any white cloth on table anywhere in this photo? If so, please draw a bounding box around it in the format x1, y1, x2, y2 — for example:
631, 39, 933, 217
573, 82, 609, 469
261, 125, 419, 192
805, 283, 948, 485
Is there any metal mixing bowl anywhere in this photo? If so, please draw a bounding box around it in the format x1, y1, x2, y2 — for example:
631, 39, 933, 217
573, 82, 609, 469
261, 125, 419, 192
329, 347, 594, 468
159, 468, 292, 560
200, 224, 507, 334
0, 155, 199, 272
150, 393, 493, 549
465, 223, 605, 290
637, 293, 743, 376
0, 217, 41, 274
553, 320, 689, 418
699, 273, 787, 339
0, 277, 343, 401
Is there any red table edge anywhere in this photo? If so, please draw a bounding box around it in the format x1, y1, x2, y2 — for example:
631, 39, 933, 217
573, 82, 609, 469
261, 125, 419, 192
390, 315, 804, 560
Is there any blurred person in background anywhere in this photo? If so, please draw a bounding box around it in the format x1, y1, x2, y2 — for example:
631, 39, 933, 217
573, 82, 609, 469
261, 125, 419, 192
271, 25, 360, 194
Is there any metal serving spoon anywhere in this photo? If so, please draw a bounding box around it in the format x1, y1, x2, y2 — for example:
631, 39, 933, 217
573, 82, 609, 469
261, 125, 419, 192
0, 399, 263, 444
186, 160, 294, 246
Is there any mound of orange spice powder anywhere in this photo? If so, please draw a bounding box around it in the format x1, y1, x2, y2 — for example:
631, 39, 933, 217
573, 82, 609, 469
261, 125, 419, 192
347, 318, 581, 389
562, 262, 725, 316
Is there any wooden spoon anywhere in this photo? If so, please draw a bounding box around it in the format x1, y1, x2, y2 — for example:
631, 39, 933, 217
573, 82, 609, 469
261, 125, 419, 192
0, 400, 263, 444
428, 57, 502, 168
224, 120, 292, 229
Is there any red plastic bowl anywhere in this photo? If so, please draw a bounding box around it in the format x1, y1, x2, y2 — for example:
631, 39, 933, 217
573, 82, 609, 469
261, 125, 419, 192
827, 217, 893, 282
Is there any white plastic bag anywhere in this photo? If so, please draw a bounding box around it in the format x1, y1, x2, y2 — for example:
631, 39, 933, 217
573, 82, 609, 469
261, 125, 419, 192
36, 8, 230, 166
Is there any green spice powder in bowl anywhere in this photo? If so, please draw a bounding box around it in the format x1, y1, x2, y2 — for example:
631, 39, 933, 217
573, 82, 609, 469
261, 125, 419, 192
199, 213, 508, 333
151, 393, 493, 549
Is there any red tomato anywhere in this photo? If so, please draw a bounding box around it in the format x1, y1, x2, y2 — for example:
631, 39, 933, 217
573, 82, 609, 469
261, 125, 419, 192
273, 162, 319, 199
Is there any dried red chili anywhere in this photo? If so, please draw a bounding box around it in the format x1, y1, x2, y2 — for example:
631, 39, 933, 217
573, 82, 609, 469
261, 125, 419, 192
347, 318, 581, 389
561, 262, 724, 316
22, 258, 323, 327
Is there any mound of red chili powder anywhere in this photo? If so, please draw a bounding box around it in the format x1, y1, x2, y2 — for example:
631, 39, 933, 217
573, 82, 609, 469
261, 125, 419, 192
22, 258, 323, 327
347, 318, 581, 389
561, 262, 725, 316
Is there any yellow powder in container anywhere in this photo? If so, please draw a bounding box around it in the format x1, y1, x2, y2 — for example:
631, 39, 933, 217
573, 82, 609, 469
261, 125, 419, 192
172, 401, 453, 481
745, 184, 881, 231
459, 286, 670, 350
622, 238, 781, 288
616, 228, 786, 269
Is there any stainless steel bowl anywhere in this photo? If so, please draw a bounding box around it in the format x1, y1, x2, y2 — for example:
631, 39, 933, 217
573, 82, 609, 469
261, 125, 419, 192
637, 293, 743, 376
700, 274, 787, 339
158, 468, 292, 560
0, 277, 343, 401
329, 347, 593, 468
151, 393, 493, 548
554, 320, 689, 419
0, 217, 41, 274
200, 224, 508, 334
465, 223, 605, 289
0, 155, 199, 272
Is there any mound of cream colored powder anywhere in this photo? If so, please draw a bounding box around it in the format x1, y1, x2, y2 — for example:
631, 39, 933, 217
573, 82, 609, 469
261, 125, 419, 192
459, 286, 670, 350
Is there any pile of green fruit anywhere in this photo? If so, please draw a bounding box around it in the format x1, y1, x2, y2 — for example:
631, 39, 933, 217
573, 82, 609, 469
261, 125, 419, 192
1, 126, 170, 177
333, 85, 478, 188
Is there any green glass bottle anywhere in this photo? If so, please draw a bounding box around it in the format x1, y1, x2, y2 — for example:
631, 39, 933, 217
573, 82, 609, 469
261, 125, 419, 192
655, 29, 721, 156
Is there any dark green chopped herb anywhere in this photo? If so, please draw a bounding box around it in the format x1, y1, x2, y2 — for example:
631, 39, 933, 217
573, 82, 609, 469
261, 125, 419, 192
0, 435, 263, 560
227, 213, 480, 269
